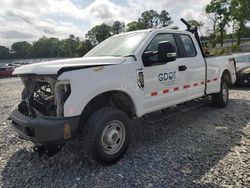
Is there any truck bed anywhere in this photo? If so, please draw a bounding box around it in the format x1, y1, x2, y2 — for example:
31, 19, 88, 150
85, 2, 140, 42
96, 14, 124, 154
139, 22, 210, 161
205, 55, 236, 94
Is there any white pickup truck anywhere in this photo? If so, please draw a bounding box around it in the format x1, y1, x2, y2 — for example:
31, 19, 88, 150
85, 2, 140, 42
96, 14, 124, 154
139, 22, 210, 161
10, 20, 236, 164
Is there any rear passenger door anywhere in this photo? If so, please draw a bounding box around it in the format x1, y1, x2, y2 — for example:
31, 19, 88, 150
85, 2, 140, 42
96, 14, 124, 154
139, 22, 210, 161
177, 34, 206, 100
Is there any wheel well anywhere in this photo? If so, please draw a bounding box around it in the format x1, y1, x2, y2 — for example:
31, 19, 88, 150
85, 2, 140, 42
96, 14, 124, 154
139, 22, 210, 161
80, 91, 136, 125
222, 69, 232, 85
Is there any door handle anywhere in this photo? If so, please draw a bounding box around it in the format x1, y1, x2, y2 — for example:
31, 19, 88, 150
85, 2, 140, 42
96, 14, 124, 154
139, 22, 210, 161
179, 65, 187, 71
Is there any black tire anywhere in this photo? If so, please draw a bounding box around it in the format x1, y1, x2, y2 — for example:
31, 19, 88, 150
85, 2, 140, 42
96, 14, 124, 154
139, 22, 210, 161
81, 107, 130, 164
212, 79, 229, 108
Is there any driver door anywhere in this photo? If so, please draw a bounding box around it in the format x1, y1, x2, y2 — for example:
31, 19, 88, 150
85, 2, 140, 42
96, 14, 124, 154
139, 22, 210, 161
142, 33, 189, 114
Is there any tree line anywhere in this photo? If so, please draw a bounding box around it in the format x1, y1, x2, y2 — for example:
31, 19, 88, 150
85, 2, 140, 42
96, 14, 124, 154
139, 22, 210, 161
205, 0, 250, 47
0, 9, 173, 60
0, 0, 250, 60
0, 35, 93, 60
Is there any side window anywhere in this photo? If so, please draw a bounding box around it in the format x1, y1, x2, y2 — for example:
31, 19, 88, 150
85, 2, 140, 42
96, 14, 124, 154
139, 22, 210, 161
180, 34, 196, 57
143, 33, 178, 66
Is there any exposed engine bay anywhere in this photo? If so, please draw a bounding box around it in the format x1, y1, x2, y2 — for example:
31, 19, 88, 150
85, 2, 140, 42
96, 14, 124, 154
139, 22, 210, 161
18, 75, 70, 118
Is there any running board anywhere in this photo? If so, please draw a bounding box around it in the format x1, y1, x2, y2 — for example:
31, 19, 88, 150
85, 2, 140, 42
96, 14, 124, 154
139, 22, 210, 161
142, 99, 205, 124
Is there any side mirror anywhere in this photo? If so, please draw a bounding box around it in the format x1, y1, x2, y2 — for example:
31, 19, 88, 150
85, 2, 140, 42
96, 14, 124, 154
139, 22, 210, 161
158, 41, 177, 63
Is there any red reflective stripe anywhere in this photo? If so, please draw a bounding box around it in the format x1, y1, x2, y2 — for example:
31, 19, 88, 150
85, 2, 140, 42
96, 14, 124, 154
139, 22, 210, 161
163, 89, 169, 94
213, 78, 218, 81
174, 87, 179, 91
151, 92, 158, 96
183, 84, 190, 89
151, 80, 212, 96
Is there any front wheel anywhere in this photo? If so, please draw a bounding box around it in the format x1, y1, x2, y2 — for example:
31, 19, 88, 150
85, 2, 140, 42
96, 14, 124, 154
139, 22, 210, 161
82, 107, 130, 164
212, 79, 229, 108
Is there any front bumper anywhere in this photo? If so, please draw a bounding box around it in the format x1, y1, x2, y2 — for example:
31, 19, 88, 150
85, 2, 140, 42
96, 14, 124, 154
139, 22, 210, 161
10, 108, 80, 144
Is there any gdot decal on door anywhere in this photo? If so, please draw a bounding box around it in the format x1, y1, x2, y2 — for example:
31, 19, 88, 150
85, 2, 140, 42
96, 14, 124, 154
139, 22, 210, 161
158, 71, 176, 84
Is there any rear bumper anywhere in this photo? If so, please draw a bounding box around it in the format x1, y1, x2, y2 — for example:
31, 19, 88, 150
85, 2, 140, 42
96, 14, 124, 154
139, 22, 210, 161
10, 108, 80, 145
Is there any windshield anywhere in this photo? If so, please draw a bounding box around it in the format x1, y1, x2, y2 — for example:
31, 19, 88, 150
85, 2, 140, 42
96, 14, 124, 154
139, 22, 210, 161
84, 32, 148, 57
234, 54, 250, 63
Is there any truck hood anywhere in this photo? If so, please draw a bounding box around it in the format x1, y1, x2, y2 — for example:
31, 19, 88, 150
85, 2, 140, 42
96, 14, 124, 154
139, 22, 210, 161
13, 56, 126, 75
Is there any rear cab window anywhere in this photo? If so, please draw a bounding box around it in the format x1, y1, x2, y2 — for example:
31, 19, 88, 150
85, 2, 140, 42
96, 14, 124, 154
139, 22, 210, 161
180, 34, 197, 57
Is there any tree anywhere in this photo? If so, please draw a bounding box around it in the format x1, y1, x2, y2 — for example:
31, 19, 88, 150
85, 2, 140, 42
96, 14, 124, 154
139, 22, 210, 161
230, 0, 250, 45
205, 12, 218, 47
187, 19, 204, 35
0, 46, 10, 59
57, 35, 83, 57
126, 21, 147, 31
112, 21, 125, 34
69, 34, 75, 39
127, 10, 173, 31
206, 0, 231, 47
241, 26, 250, 38
76, 40, 93, 57
127, 21, 139, 31
188, 20, 204, 29
85, 23, 112, 45
139, 10, 159, 29
11, 41, 32, 58
159, 10, 173, 27
32, 37, 61, 58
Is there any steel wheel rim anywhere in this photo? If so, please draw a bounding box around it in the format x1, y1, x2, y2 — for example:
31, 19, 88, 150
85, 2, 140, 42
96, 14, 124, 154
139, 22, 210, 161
222, 82, 228, 102
101, 120, 126, 155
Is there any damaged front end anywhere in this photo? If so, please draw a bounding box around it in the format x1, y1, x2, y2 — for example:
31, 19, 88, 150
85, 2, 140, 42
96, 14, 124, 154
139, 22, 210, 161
10, 75, 80, 145
19, 75, 71, 118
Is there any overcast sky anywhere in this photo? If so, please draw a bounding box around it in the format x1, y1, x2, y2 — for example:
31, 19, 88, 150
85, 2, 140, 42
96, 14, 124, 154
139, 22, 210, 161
0, 0, 211, 47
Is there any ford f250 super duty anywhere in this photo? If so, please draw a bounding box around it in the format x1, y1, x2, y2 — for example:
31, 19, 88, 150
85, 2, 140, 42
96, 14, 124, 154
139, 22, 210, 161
10, 19, 236, 164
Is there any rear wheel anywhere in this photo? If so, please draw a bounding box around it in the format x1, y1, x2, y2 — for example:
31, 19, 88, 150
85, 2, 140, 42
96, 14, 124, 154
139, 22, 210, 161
212, 79, 229, 108
82, 107, 130, 164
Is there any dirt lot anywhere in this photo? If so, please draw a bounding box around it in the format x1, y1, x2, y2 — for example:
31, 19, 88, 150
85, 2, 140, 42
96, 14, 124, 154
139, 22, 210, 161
0, 78, 249, 188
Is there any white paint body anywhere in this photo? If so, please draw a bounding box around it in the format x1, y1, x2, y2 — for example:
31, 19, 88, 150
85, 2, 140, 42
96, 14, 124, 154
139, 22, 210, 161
13, 29, 236, 118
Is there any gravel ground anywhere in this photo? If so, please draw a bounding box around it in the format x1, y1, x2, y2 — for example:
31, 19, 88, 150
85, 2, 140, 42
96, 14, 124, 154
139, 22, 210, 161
0, 77, 249, 188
